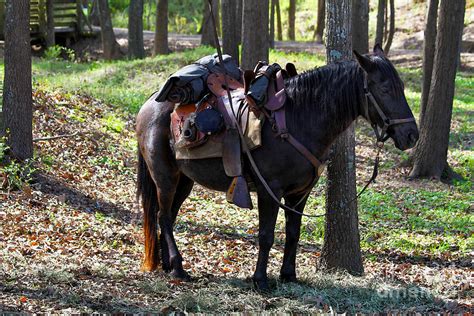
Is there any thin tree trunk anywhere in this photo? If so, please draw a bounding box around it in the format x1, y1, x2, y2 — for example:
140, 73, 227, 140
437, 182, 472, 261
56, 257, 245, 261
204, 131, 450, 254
97, 0, 122, 60
154, 0, 169, 55
128, 0, 145, 59
410, 0, 465, 182
419, 0, 439, 131
315, 0, 325, 42
270, 0, 275, 48
201, 0, 219, 47
288, 0, 296, 41
352, 0, 369, 54
241, 0, 269, 70
375, 0, 386, 45
383, 0, 395, 54
275, 0, 282, 41
90, 0, 100, 26
2, 0, 33, 161
321, 0, 363, 276
46, 0, 55, 47
222, 0, 240, 61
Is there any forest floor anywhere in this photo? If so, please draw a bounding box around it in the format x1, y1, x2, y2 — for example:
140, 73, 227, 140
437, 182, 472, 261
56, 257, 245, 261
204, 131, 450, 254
0, 47, 472, 313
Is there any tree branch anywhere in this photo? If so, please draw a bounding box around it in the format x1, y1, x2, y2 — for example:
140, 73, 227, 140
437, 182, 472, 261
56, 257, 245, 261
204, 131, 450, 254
33, 131, 79, 142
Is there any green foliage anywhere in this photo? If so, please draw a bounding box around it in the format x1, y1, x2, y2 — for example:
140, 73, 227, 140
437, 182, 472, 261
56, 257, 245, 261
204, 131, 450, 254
0, 137, 35, 191
44, 45, 76, 61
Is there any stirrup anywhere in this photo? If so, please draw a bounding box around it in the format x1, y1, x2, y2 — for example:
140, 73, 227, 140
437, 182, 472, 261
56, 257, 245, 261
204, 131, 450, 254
226, 176, 253, 209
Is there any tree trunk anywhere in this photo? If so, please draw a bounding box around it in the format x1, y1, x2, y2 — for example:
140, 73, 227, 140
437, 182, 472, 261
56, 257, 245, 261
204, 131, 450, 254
419, 0, 439, 131
2, 0, 33, 161
90, 0, 100, 26
97, 0, 122, 60
315, 0, 325, 42
320, 0, 363, 276
154, 0, 169, 55
46, 0, 55, 47
222, 0, 240, 61
275, 0, 282, 41
383, 0, 395, 54
352, 0, 369, 54
410, 0, 465, 181
241, 0, 269, 70
288, 0, 296, 41
375, 0, 386, 45
128, 0, 145, 59
270, 0, 275, 48
201, 0, 219, 47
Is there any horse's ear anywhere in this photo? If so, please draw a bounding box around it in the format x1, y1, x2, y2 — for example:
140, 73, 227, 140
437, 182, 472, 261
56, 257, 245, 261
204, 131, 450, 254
353, 50, 374, 73
373, 43, 385, 57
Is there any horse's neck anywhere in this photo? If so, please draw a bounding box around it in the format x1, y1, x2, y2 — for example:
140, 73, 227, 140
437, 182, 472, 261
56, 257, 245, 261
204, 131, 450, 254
286, 62, 365, 159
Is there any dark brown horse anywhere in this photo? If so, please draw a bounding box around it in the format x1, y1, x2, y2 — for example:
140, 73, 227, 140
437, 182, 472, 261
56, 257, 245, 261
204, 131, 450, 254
136, 46, 419, 290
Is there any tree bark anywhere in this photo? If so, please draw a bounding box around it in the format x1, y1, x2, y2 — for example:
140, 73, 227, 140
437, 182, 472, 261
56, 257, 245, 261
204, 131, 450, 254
97, 0, 122, 60
128, 0, 145, 59
315, 0, 325, 42
90, 0, 100, 26
241, 0, 269, 70
154, 0, 169, 55
375, 0, 386, 45
352, 0, 369, 54
222, 0, 240, 61
2, 0, 33, 161
321, 0, 363, 276
46, 0, 55, 47
383, 0, 395, 54
201, 0, 219, 47
410, 0, 465, 181
275, 0, 282, 41
270, 0, 275, 48
288, 0, 296, 41
419, 0, 439, 131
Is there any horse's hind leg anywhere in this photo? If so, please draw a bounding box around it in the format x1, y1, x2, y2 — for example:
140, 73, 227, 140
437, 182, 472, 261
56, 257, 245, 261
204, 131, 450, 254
280, 194, 307, 283
160, 174, 194, 272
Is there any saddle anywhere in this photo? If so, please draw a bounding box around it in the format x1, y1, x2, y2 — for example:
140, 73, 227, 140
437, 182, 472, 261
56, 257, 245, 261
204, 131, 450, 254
166, 56, 300, 209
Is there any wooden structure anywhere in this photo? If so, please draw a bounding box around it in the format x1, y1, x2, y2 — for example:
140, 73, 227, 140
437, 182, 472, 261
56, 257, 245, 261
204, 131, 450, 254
0, 0, 92, 43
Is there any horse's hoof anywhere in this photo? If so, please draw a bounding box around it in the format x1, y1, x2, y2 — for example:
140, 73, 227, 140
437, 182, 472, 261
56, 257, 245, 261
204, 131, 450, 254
280, 274, 297, 283
170, 269, 191, 281
253, 279, 270, 292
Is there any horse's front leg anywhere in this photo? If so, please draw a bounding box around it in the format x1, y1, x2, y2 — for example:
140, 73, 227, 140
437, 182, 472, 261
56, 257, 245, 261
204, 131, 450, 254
280, 194, 307, 283
253, 190, 280, 290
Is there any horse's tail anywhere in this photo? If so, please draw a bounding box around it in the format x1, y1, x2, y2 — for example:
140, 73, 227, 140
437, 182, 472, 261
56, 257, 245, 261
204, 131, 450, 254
137, 149, 161, 271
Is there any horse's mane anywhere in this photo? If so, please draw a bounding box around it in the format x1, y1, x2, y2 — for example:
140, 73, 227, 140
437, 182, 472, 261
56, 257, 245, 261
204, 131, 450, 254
285, 61, 363, 120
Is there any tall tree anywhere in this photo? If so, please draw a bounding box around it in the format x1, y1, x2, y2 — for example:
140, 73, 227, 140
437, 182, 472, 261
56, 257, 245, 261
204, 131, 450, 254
315, 0, 325, 42
90, 0, 100, 26
46, 0, 55, 47
97, 0, 122, 59
352, 0, 369, 54
275, 0, 282, 41
288, 0, 296, 41
383, 0, 395, 54
320, 0, 363, 275
201, 0, 219, 47
128, 0, 145, 59
2, 0, 33, 160
410, 0, 466, 181
154, 0, 169, 55
419, 0, 439, 130
270, 0, 276, 48
222, 0, 240, 61
241, 0, 269, 70
375, 0, 386, 45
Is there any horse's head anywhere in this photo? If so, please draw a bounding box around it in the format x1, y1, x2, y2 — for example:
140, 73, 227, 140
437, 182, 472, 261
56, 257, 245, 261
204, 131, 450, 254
354, 44, 419, 151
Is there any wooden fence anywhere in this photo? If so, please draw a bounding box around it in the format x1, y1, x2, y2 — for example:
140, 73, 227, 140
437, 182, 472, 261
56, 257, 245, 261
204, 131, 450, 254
0, 0, 92, 42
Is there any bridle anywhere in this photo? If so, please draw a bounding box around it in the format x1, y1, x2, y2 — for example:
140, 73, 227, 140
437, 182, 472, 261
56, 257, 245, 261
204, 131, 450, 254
362, 73, 416, 145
